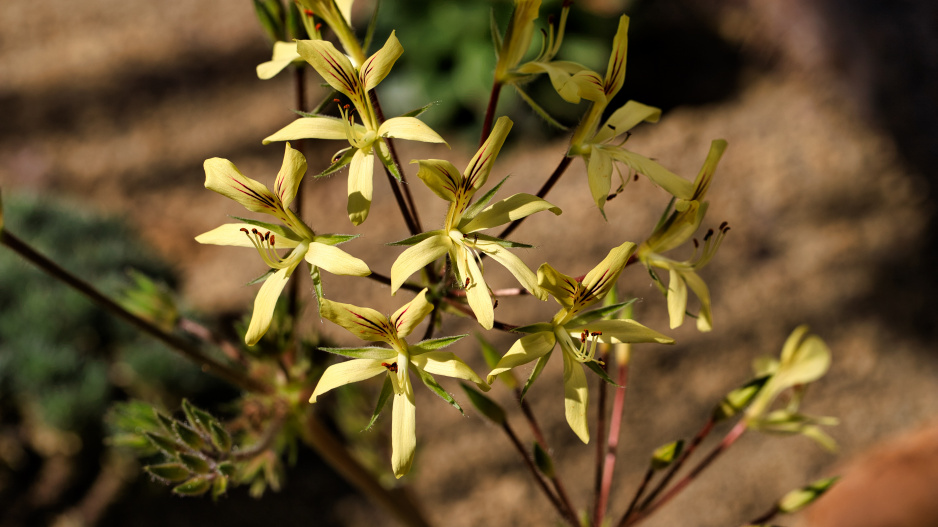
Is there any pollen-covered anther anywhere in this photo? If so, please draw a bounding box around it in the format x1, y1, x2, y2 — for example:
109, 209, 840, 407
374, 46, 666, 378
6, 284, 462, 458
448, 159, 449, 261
574, 329, 602, 363
303, 9, 314, 17
381, 362, 399, 372
242, 228, 292, 270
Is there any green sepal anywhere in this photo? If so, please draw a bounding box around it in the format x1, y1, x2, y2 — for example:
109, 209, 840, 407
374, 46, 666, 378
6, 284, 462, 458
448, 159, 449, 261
217, 461, 236, 477
154, 410, 176, 434
520, 350, 552, 400
230, 216, 302, 243
313, 233, 360, 246
652, 197, 677, 233
317, 148, 355, 178
310, 265, 323, 303
778, 476, 839, 514
712, 375, 770, 422
469, 233, 534, 249
364, 375, 395, 431
476, 333, 518, 389
179, 452, 212, 474
533, 442, 555, 478
388, 230, 444, 246
412, 334, 469, 354
416, 368, 463, 414
512, 322, 554, 334
362, 0, 382, 53
585, 360, 622, 387
145, 432, 184, 458
286, 1, 307, 40
461, 175, 510, 223
651, 440, 684, 470
246, 268, 277, 286
212, 475, 229, 501
377, 145, 403, 181
209, 422, 232, 453
489, 8, 502, 60
513, 85, 569, 130
566, 299, 638, 327
182, 399, 219, 437
459, 383, 505, 425
252, 0, 285, 43
172, 476, 212, 497
317, 346, 396, 360
173, 422, 205, 451
145, 463, 191, 482
400, 101, 439, 119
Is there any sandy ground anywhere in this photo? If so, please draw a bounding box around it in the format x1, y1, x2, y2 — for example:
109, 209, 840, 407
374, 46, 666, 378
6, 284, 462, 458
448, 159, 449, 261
2, 0, 937, 526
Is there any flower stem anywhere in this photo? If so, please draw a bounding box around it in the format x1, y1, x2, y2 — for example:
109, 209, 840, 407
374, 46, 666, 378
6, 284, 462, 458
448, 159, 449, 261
479, 80, 503, 147
301, 412, 432, 527
635, 416, 716, 513
0, 229, 271, 394
497, 154, 572, 241
440, 296, 517, 331
746, 503, 781, 525
593, 355, 630, 526
287, 64, 308, 330
623, 420, 747, 526
364, 269, 424, 294
620, 465, 655, 525
370, 91, 423, 235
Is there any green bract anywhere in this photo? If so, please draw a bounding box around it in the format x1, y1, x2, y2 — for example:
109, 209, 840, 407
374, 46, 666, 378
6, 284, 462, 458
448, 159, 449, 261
195, 143, 370, 345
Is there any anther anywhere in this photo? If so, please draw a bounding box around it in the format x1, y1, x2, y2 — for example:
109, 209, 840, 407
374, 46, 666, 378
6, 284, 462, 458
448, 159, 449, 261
269, 234, 276, 245
240, 227, 249, 234
465, 277, 471, 288
693, 239, 699, 248
493, 299, 498, 309
633, 173, 639, 181
719, 221, 728, 230
381, 362, 398, 372
580, 330, 588, 343
591, 331, 602, 337
303, 9, 314, 17
548, 14, 556, 25
315, 23, 322, 31
704, 229, 714, 241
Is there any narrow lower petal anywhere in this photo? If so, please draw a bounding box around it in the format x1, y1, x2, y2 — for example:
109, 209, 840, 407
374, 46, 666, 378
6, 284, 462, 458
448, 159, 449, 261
274, 143, 307, 209
592, 100, 662, 144
360, 31, 403, 92
390, 289, 433, 339
304, 243, 371, 276
456, 246, 494, 329
568, 318, 674, 345
319, 297, 396, 344
473, 240, 544, 300
411, 352, 489, 391
195, 223, 300, 249
245, 267, 292, 346
587, 147, 613, 214
605, 147, 694, 199
487, 331, 556, 384
681, 270, 713, 332
378, 117, 447, 145
204, 158, 284, 216
262, 116, 355, 144
348, 148, 374, 225
390, 234, 450, 293
667, 268, 688, 329
391, 384, 417, 478
562, 350, 590, 443
690, 139, 729, 202
257, 41, 301, 80
309, 359, 387, 402
461, 193, 561, 233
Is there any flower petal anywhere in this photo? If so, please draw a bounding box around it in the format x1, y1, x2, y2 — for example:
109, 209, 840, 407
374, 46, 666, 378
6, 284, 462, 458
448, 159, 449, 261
411, 351, 489, 391
204, 158, 283, 216
473, 239, 545, 300
562, 349, 590, 443
462, 193, 561, 233
391, 382, 417, 478
390, 289, 433, 339
464, 116, 512, 192
378, 117, 447, 145
304, 242, 370, 276
605, 146, 694, 199
567, 318, 674, 345
587, 148, 613, 214
455, 246, 494, 329
581, 241, 636, 305
195, 223, 299, 249
689, 139, 728, 202
274, 143, 307, 209
297, 39, 363, 103
413, 159, 461, 202
360, 31, 403, 92
319, 297, 396, 344
603, 15, 630, 99
517, 61, 604, 103
348, 148, 374, 225
257, 41, 302, 80
245, 267, 292, 346
666, 268, 688, 329
309, 359, 387, 402
536, 262, 579, 309
390, 234, 450, 293
486, 331, 556, 384
681, 270, 713, 332
263, 116, 358, 144
592, 100, 662, 144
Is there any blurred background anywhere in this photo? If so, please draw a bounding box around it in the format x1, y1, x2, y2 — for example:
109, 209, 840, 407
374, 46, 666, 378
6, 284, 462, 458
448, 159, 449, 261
1, 0, 937, 525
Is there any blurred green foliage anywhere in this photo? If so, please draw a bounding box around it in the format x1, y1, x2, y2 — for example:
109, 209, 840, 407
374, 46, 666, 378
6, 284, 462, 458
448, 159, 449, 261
0, 196, 208, 432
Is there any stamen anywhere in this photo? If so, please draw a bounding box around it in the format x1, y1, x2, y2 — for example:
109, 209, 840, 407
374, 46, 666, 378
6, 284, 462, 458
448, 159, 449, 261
242, 228, 294, 270
381, 362, 398, 373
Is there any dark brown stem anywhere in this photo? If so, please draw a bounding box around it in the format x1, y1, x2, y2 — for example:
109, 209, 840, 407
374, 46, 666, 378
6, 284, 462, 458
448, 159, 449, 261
592, 351, 610, 526
620, 465, 655, 524
440, 297, 517, 331
363, 269, 424, 294
747, 503, 781, 525
177, 317, 245, 365
497, 155, 573, 241
369, 91, 423, 235
624, 421, 747, 526
636, 417, 716, 512
449, 286, 529, 298
479, 80, 503, 147
595, 357, 631, 525
288, 65, 307, 325
501, 421, 578, 527
0, 230, 271, 394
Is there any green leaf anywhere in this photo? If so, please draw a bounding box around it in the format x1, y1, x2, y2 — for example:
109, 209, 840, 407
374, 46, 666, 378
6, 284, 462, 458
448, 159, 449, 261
212, 475, 229, 501
387, 230, 444, 246
585, 360, 622, 387
412, 334, 468, 353
416, 368, 463, 414
365, 375, 395, 431
778, 476, 839, 514
253, 0, 285, 43
179, 453, 212, 474
651, 440, 684, 470
489, 8, 503, 60
520, 350, 552, 400
145, 463, 191, 482
566, 299, 638, 327
459, 383, 505, 425
533, 442, 555, 478
145, 432, 184, 458
362, 0, 382, 53
154, 410, 176, 435
217, 462, 236, 477
400, 101, 440, 119
173, 476, 212, 497
286, 1, 306, 40
712, 376, 770, 422
182, 399, 219, 437
513, 85, 568, 130
461, 175, 510, 223
173, 422, 205, 451
317, 346, 396, 360
209, 422, 232, 453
